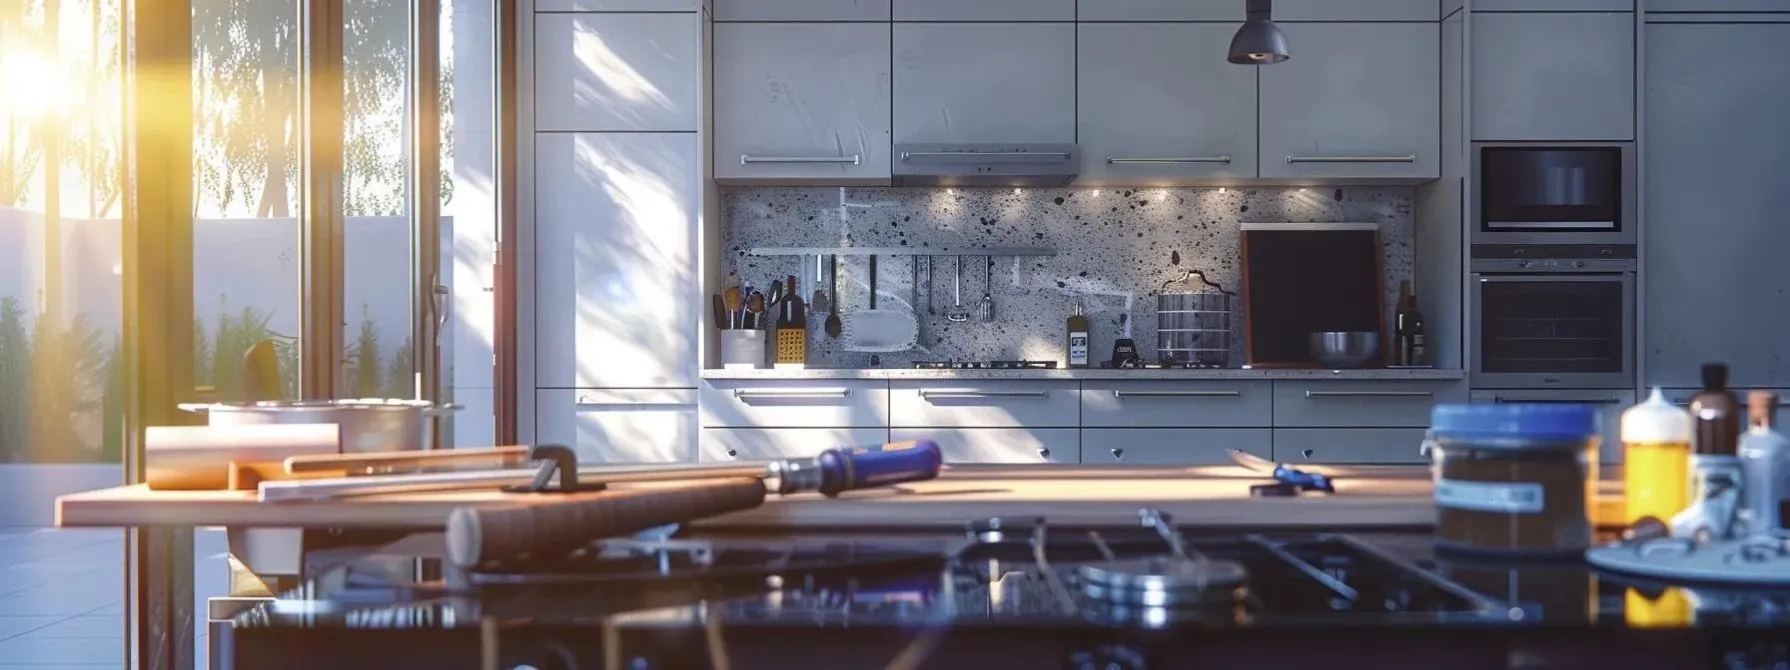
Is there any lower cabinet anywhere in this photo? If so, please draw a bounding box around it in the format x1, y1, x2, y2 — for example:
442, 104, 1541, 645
889, 428, 1081, 464
1273, 428, 1430, 465
536, 389, 698, 464
700, 427, 890, 461
1081, 428, 1273, 465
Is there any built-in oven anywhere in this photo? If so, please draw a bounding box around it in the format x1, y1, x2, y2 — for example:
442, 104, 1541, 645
1470, 245, 1635, 390
1472, 142, 1635, 246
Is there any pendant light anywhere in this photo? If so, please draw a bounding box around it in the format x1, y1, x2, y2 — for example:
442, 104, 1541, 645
1228, 0, 1289, 65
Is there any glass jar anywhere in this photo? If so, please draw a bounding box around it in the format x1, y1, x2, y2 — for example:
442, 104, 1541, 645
1429, 403, 1601, 557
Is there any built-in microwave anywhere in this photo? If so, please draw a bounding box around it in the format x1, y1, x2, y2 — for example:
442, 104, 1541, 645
1472, 142, 1636, 246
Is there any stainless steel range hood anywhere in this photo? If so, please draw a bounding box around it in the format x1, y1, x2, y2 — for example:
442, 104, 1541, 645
892, 144, 1081, 187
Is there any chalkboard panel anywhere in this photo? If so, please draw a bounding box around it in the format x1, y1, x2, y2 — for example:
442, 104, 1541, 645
1241, 224, 1386, 367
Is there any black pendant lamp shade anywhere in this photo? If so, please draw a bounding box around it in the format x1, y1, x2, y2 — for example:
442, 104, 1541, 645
1228, 0, 1289, 65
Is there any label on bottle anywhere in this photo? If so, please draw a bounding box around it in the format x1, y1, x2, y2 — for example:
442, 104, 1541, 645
1435, 478, 1545, 514
1069, 332, 1089, 365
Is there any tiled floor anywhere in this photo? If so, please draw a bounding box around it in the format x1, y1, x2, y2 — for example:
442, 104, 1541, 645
0, 527, 230, 667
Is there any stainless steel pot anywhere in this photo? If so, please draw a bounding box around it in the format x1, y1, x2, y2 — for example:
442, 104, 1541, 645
177, 399, 460, 453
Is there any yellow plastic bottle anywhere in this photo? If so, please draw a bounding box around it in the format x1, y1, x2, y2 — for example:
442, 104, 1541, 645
1621, 388, 1693, 527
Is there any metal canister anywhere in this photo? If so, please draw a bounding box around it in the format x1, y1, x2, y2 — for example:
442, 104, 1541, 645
1156, 270, 1234, 367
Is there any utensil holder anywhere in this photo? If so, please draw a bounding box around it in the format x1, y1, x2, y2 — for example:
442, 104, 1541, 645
774, 327, 807, 369
1157, 292, 1233, 366
721, 330, 770, 369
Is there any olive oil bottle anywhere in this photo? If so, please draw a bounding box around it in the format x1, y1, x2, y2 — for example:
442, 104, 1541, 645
1066, 300, 1090, 369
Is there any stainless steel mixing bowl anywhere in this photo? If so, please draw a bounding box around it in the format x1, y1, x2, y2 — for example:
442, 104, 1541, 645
1308, 331, 1380, 369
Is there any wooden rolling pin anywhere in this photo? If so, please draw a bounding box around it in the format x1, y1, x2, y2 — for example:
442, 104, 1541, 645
445, 478, 768, 568
146, 424, 341, 490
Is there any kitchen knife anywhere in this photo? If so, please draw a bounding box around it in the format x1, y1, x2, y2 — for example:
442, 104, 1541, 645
445, 478, 767, 568
1227, 448, 1335, 493
259, 440, 945, 501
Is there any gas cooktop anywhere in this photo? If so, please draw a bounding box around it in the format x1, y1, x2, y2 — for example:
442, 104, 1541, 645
229, 513, 1790, 670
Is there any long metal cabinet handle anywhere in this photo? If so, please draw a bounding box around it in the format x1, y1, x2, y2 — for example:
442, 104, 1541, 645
1106, 156, 1232, 165
1304, 390, 1432, 398
1113, 390, 1242, 398
740, 155, 861, 165
1493, 396, 1623, 405
1286, 155, 1417, 164
900, 151, 1072, 160
918, 390, 1049, 399
731, 389, 853, 399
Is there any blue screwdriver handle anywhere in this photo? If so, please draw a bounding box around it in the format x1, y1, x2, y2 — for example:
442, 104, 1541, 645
813, 440, 943, 496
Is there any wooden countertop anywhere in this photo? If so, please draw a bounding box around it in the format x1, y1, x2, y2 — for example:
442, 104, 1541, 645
56, 465, 1625, 531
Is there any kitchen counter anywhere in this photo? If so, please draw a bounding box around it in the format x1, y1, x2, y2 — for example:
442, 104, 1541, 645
701, 367, 1466, 381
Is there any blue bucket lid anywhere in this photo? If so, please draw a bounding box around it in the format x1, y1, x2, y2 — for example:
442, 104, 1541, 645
1430, 403, 1601, 441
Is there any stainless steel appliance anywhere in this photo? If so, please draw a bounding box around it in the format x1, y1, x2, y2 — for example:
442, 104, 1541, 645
1470, 244, 1635, 389
1472, 142, 1635, 246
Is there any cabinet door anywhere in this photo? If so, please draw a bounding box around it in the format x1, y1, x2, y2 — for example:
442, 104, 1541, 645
1468, 390, 1634, 465
893, 23, 1076, 144
1474, 0, 1631, 9
1273, 380, 1467, 428
1645, 0, 1790, 11
1644, 23, 1790, 388
1472, 12, 1636, 141
889, 428, 1081, 464
537, 389, 697, 464
539, 0, 700, 10
534, 133, 700, 388
713, 24, 893, 182
1273, 0, 1439, 20
533, 13, 701, 132
1274, 428, 1430, 464
893, 0, 1073, 21
889, 381, 1080, 428
1076, 23, 1258, 183
699, 379, 891, 427
1078, 380, 1273, 428
1081, 428, 1273, 465
1077, 0, 1238, 20
714, 0, 891, 21
1258, 23, 1440, 180
701, 427, 890, 461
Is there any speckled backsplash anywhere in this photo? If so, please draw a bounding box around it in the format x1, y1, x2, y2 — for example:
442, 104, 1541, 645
722, 187, 1414, 369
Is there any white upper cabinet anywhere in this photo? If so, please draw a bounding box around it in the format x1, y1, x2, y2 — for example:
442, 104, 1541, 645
536, 0, 700, 10
712, 23, 893, 182
713, 0, 891, 21
893, 23, 1077, 144
1078, 0, 1240, 21
1472, 12, 1636, 141
893, 0, 1074, 21
1274, 0, 1440, 20
1257, 22, 1441, 181
533, 13, 701, 132
1076, 23, 1258, 183
534, 133, 701, 389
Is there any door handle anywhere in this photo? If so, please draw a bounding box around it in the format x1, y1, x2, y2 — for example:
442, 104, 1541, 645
1286, 155, 1417, 164
1105, 156, 1232, 165
731, 389, 853, 399
1492, 397, 1623, 405
1304, 390, 1432, 398
918, 390, 1049, 400
740, 154, 861, 165
1113, 390, 1241, 398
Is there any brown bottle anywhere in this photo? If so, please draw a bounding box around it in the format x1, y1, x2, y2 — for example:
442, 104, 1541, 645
1690, 362, 1742, 455
1066, 300, 1090, 369
1395, 281, 1426, 366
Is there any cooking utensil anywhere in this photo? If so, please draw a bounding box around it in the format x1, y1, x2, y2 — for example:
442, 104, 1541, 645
925, 256, 935, 316
843, 255, 920, 353
746, 291, 766, 330
258, 439, 944, 502
1157, 269, 1235, 367
912, 256, 924, 343
1308, 331, 1380, 369
811, 255, 830, 316
947, 256, 970, 322
146, 423, 341, 490
785, 275, 798, 324
177, 399, 460, 453
1228, 448, 1336, 495
723, 286, 743, 329
712, 293, 728, 330
446, 478, 769, 568
977, 255, 995, 322
824, 256, 843, 339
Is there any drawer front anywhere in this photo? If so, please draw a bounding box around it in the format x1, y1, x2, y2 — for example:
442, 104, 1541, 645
890, 381, 1080, 428
1081, 428, 1272, 466
1273, 380, 1466, 428
537, 389, 698, 464
890, 428, 1080, 464
700, 427, 890, 461
1079, 380, 1272, 428
700, 380, 890, 428
1273, 428, 1430, 464
1468, 390, 1635, 465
